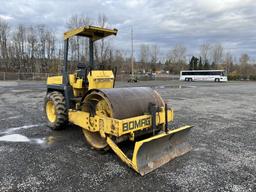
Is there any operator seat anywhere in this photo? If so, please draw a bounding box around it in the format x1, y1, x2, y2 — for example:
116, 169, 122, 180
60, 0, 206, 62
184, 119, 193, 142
76, 63, 88, 80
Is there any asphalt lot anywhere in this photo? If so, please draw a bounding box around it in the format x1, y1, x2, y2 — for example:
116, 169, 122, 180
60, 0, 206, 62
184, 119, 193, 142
0, 80, 255, 192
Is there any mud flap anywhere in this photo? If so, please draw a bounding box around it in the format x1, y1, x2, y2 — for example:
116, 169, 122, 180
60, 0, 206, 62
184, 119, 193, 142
106, 125, 192, 176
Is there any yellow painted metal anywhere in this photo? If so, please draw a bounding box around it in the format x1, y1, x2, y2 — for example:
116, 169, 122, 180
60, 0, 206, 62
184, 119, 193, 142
73, 79, 83, 89
69, 74, 76, 85
106, 137, 137, 171
68, 74, 83, 88
67, 74, 83, 96
47, 74, 83, 86
47, 70, 114, 93
131, 125, 192, 171
68, 108, 173, 136
69, 110, 110, 150
47, 76, 63, 85
83, 129, 108, 149
64, 25, 118, 41
69, 110, 91, 129
107, 125, 192, 175
47, 70, 114, 96
72, 79, 84, 97
46, 100, 56, 123
46, 75, 75, 85
68, 106, 190, 175
95, 99, 112, 117
46, 25, 192, 175
116, 108, 173, 136
135, 125, 192, 175
87, 70, 114, 90
47, 74, 84, 97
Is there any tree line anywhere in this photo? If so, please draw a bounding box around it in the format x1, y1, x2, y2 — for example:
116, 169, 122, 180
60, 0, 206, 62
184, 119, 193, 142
164, 43, 256, 79
0, 14, 133, 73
0, 15, 255, 79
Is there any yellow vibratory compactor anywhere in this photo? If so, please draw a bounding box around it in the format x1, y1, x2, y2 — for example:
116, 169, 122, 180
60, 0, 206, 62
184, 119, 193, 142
44, 26, 192, 175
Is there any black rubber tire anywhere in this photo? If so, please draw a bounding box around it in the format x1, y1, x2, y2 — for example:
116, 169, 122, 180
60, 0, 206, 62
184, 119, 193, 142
215, 78, 220, 82
44, 91, 68, 130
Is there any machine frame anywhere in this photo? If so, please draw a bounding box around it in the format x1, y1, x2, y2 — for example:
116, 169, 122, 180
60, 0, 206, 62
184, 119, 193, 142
45, 25, 192, 175
47, 26, 118, 109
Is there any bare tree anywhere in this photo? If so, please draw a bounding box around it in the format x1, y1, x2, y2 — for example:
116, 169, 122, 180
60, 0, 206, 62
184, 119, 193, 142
140, 44, 149, 63
67, 15, 92, 64
95, 14, 110, 65
113, 49, 126, 72
169, 44, 186, 64
239, 53, 249, 65
140, 44, 150, 71
45, 31, 55, 60
223, 52, 233, 73
239, 53, 251, 77
79, 16, 91, 63
13, 24, 26, 71
0, 16, 131, 75
0, 18, 9, 70
27, 26, 37, 59
166, 44, 187, 74
211, 44, 223, 65
37, 25, 46, 59
200, 43, 211, 64
67, 15, 79, 63
150, 44, 159, 64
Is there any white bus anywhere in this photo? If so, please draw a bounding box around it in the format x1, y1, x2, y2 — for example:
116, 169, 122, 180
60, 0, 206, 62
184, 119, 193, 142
180, 70, 228, 82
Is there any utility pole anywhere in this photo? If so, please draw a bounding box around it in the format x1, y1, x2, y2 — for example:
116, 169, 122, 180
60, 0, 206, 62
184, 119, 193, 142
131, 26, 134, 78
128, 26, 137, 83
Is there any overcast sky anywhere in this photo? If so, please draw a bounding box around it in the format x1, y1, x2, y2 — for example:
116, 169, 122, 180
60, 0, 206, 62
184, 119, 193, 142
0, 0, 256, 61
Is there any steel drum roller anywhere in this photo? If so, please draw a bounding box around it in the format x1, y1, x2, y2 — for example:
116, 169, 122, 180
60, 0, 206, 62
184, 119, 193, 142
81, 87, 165, 150
84, 87, 165, 119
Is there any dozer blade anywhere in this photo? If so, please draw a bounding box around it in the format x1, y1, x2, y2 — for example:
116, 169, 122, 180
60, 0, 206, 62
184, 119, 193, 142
106, 125, 192, 176
133, 125, 192, 175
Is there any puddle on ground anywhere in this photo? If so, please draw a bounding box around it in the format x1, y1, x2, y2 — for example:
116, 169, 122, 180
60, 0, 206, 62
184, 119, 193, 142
0, 133, 66, 147
0, 124, 48, 146
0, 134, 45, 144
154, 85, 196, 89
0, 124, 79, 147
0, 134, 30, 142
0, 123, 67, 148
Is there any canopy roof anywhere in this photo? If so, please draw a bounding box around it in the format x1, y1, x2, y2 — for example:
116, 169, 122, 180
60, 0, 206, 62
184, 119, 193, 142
64, 25, 118, 41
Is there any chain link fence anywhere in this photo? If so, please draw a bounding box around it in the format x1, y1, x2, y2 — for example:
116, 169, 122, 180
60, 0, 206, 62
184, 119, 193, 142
0, 72, 179, 81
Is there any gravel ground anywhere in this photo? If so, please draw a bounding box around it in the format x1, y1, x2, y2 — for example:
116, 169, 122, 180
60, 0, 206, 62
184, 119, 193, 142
0, 80, 255, 192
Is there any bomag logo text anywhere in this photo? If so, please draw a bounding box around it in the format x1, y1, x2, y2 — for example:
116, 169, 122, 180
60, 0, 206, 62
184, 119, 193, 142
123, 118, 151, 132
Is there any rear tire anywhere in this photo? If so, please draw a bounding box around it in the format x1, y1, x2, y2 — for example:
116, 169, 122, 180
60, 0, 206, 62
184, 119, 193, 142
215, 78, 220, 82
44, 91, 67, 130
